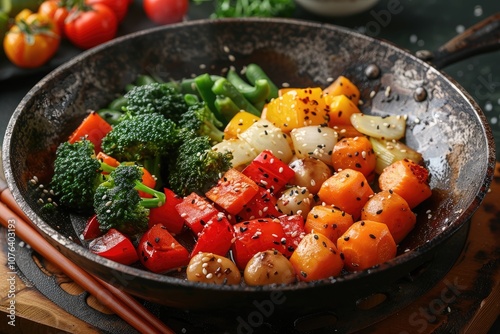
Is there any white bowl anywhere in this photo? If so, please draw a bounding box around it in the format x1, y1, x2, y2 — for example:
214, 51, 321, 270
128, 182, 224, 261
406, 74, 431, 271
295, 0, 380, 17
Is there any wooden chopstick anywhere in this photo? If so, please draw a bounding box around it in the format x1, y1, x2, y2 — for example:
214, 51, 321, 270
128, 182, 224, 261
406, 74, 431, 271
0, 179, 175, 334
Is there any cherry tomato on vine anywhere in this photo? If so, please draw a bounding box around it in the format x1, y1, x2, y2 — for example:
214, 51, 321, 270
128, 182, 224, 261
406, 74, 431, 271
86, 0, 129, 22
64, 3, 118, 50
143, 0, 188, 25
38, 0, 70, 36
3, 11, 61, 68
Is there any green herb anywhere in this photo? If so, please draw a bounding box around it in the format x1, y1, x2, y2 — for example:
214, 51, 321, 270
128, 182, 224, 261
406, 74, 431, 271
195, 0, 296, 18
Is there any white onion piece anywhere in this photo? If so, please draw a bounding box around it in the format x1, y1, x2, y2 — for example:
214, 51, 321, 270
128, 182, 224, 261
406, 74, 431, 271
290, 125, 338, 166
212, 138, 258, 168
239, 119, 293, 163
370, 137, 423, 174
350, 113, 406, 140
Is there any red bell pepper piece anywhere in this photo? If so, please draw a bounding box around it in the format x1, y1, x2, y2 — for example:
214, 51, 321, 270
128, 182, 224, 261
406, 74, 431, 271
205, 168, 259, 216
190, 214, 234, 258
89, 228, 138, 265
68, 111, 112, 153
278, 214, 306, 257
243, 150, 295, 194
175, 192, 219, 236
82, 214, 103, 240
96, 151, 120, 168
137, 224, 190, 273
231, 218, 288, 270
235, 188, 281, 222
149, 188, 185, 234
241, 163, 284, 194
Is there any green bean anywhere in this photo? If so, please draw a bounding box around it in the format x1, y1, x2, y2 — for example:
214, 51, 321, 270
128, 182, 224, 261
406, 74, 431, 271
179, 79, 199, 95
244, 63, 279, 100
194, 73, 223, 122
227, 69, 270, 108
211, 78, 260, 116
214, 96, 243, 123
180, 75, 222, 95
184, 93, 200, 106
227, 69, 254, 92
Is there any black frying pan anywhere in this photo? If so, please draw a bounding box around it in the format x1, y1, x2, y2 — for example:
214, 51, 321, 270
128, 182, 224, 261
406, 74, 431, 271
2, 15, 498, 333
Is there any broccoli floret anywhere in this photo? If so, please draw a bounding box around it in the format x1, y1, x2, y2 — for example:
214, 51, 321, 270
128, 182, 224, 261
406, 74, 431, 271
179, 102, 225, 144
122, 82, 189, 123
168, 135, 233, 197
50, 139, 114, 210
94, 164, 166, 236
100, 113, 179, 181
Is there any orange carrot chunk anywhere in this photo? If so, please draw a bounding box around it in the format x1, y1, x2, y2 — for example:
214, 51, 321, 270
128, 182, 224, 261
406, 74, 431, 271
317, 169, 374, 220
361, 190, 416, 244
378, 159, 432, 209
337, 220, 397, 272
304, 205, 354, 245
290, 232, 344, 282
331, 136, 377, 181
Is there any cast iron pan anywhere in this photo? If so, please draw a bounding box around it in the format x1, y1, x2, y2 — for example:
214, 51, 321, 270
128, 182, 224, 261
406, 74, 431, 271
2, 15, 498, 333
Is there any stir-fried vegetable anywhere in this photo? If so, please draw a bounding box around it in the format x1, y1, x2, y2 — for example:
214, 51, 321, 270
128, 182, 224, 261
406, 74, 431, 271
44, 63, 435, 286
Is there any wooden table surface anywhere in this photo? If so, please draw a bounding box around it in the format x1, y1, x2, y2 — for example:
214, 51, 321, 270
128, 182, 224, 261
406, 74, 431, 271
1, 159, 499, 334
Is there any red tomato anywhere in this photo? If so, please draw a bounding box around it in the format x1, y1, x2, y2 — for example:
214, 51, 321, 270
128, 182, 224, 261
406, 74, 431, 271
86, 0, 129, 22
3, 12, 60, 68
64, 3, 118, 49
38, 0, 70, 36
89, 228, 139, 265
143, 0, 188, 25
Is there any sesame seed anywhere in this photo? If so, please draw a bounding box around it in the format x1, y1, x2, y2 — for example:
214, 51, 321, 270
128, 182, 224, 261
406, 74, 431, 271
385, 86, 391, 97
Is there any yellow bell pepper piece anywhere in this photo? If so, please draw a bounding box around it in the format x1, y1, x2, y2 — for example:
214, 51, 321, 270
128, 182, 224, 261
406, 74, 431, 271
325, 94, 362, 127
263, 87, 328, 133
224, 110, 260, 140
323, 76, 361, 105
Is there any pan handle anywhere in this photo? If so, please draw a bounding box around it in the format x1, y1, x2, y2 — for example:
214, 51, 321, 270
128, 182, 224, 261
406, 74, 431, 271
416, 13, 500, 69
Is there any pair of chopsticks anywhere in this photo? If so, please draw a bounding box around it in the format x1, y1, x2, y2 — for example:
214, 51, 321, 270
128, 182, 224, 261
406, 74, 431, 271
0, 177, 175, 334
